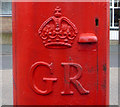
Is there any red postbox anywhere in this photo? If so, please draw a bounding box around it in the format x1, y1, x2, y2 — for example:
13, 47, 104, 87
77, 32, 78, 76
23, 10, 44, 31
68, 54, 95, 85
12, 1, 109, 105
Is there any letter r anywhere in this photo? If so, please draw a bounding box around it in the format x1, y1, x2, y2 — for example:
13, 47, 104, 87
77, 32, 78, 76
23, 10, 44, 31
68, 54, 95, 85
61, 63, 89, 95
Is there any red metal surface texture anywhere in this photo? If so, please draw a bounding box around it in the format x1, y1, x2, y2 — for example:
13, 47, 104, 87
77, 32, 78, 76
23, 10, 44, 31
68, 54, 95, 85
12, 2, 109, 105
78, 33, 98, 43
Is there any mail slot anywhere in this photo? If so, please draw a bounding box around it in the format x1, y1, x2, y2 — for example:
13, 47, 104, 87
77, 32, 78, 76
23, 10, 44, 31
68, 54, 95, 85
12, 1, 109, 105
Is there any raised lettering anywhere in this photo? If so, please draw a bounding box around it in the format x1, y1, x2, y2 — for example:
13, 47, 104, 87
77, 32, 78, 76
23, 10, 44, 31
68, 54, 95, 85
29, 62, 57, 95
61, 63, 89, 95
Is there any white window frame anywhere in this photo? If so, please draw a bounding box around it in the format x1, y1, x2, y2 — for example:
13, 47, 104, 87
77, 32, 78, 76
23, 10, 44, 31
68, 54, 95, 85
0, 14, 12, 17
110, 0, 120, 29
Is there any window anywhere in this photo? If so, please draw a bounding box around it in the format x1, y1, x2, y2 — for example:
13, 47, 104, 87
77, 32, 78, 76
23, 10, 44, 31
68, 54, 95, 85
110, 0, 120, 29
0, 2, 12, 16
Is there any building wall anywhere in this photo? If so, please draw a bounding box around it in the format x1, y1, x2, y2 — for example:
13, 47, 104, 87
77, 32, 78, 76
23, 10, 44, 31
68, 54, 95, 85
0, 17, 12, 33
0, 17, 12, 44
110, 30, 119, 40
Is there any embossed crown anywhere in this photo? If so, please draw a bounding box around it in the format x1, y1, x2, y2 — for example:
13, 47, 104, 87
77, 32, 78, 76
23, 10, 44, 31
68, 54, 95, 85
38, 6, 78, 48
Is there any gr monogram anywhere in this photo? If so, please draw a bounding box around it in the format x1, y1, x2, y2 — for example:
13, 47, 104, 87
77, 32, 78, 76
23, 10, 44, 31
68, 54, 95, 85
29, 62, 90, 95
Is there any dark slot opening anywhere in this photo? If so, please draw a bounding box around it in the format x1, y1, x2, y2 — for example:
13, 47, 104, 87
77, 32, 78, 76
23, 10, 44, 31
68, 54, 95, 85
95, 18, 99, 26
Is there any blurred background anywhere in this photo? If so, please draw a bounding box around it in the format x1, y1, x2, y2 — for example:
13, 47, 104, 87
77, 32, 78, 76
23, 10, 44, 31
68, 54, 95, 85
0, 0, 120, 106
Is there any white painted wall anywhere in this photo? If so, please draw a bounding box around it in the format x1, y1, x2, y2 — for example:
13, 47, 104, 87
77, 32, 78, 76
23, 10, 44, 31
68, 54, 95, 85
110, 30, 119, 40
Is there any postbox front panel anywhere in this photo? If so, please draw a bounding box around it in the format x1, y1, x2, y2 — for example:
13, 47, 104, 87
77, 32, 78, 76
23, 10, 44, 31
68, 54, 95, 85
12, 2, 109, 105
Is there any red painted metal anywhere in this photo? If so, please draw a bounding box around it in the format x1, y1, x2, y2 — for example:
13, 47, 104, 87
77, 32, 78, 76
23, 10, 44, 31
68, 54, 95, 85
78, 33, 98, 43
12, 1, 109, 105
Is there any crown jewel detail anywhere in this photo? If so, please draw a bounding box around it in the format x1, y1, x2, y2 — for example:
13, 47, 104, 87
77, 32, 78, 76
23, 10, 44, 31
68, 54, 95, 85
38, 6, 78, 48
